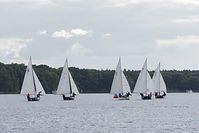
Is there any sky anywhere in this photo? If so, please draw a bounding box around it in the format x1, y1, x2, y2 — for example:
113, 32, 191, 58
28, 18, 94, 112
1, 0, 199, 70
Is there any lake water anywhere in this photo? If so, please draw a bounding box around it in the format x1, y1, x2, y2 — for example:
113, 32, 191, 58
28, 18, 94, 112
0, 93, 198, 133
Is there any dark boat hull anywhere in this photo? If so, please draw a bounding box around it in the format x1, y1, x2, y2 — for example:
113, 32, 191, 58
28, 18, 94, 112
63, 97, 75, 100
155, 95, 164, 99
141, 97, 151, 100
155, 92, 166, 99
27, 97, 40, 101
140, 93, 152, 100
141, 96, 152, 100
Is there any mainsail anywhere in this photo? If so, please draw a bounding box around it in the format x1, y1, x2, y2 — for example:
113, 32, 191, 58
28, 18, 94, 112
56, 59, 79, 95
20, 57, 46, 95
110, 58, 131, 94
133, 59, 154, 94
152, 63, 167, 93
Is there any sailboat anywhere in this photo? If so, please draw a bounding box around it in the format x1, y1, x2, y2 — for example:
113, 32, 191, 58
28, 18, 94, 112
133, 59, 154, 100
56, 58, 79, 100
110, 58, 131, 100
152, 63, 167, 99
20, 57, 46, 101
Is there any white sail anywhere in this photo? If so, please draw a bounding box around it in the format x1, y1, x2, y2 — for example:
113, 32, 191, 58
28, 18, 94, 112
20, 58, 35, 95
147, 71, 155, 93
57, 58, 79, 95
133, 59, 154, 94
122, 72, 131, 94
69, 71, 79, 94
152, 63, 167, 93
20, 57, 45, 95
133, 59, 147, 93
57, 59, 71, 95
110, 58, 123, 94
33, 70, 46, 95
110, 58, 131, 94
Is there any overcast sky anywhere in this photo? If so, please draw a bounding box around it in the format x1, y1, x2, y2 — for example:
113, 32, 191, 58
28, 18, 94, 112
1, 0, 199, 70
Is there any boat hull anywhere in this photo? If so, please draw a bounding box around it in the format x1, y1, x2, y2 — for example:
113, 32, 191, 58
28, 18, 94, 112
118, 96, 129, 100
63, 97, 75, 100
141, 96, 151, 100
155, 95, 164, 99
155, 92, 166, 99
27, 97, 40, 101
113, 96, 119, 98
140, 93, 152, 100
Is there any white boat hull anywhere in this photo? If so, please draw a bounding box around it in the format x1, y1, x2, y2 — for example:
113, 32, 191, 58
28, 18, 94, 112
118, 96, 129, 100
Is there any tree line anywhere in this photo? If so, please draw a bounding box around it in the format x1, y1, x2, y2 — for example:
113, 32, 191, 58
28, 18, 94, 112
0, 62, 198, 94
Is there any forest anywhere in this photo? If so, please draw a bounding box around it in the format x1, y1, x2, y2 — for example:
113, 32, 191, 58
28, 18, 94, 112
0, 62, 199, 94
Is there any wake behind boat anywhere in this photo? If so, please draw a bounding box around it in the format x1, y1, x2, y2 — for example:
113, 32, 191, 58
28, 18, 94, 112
152, 63, 167, 99
133, 59, 154, 100
110, 58, 131, 100
20, 57, 46, 101
56, 58, 79, 100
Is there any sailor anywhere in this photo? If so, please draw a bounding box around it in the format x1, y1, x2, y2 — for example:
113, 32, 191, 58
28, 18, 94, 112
62, 94, 66, 100
113, 93, 118, 98
37, 91, 42, 98
72, 92, 76, 97
125, 92, 131, 97
149, 92, 152, 97
27, 93, 31, 101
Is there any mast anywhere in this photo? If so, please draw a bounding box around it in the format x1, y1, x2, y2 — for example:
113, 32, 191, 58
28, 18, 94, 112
158, 63, 160, 92
32, 67, 37, 95
145, 58, 147, 93
119, 57, 123, 93
68, 67, 72, 95
29, 57, 36, 95
29, 56, 37, 95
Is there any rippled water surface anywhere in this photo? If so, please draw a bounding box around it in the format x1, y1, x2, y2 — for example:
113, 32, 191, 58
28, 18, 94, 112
0, 93, 199, 133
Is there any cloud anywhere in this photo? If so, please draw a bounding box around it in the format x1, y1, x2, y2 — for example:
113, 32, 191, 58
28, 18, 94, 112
110, 0, 140, 8
172, 18, 199, 24
52, 29, 92, 39
68, 43, 93, 56
0, 38, 32, 58
103, 33, 112, 37
0, 0, 81, 3
176, 0, 199, 5
0, 0, 54, 6
70, 29, 89, 35
52, 30, 72, 38
2, 0, 199, 9
38, 30, 47, 35
110, 0, 199, 8
157, 35, 199, 48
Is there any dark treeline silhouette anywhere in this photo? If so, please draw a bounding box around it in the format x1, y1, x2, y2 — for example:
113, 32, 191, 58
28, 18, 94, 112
0, 62, 198, 94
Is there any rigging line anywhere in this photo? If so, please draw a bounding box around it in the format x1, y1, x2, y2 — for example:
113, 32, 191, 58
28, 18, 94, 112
32, 68, 37, 94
